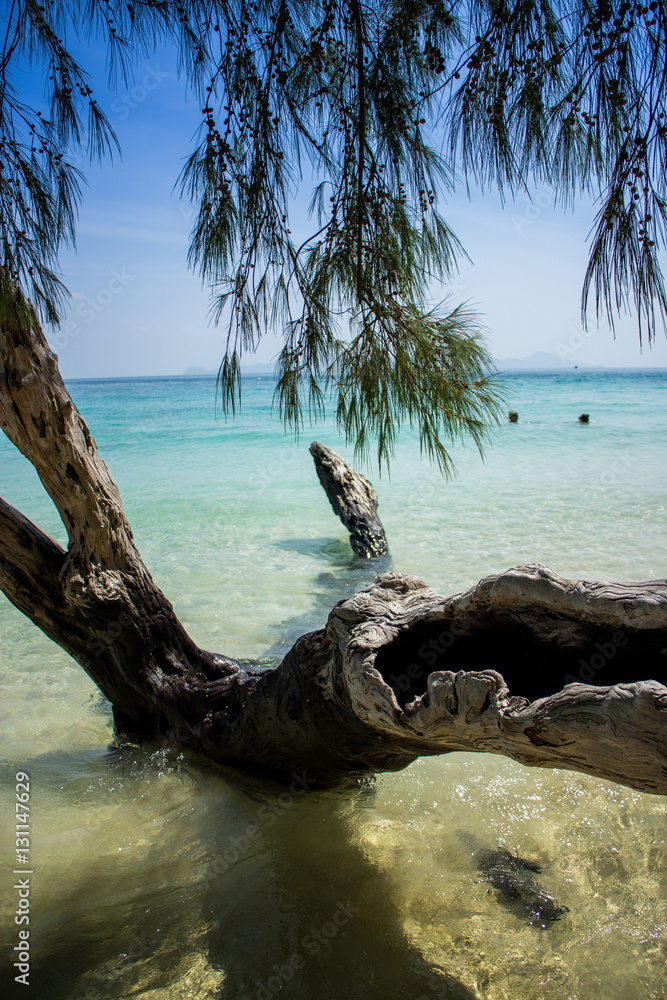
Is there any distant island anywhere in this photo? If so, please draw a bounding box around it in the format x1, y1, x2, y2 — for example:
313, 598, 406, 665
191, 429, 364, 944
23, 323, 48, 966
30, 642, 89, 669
182, 354, 605, 377
496, 351, 605, 370
181, 363, 276, 376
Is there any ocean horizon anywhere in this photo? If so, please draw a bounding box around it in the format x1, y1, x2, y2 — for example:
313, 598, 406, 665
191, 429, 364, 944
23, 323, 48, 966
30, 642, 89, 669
61, 364, 666, 381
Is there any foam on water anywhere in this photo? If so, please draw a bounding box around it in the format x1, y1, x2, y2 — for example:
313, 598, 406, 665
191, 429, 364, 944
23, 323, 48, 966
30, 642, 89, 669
1, 370, 665, 999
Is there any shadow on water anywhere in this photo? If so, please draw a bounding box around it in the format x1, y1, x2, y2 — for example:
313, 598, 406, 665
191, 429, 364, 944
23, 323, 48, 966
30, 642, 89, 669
0, 750, 479, 1000
199, 774, 478, 1000
0, 746, 209, 999
1, 537, 412, 999
264, 537, 392, 659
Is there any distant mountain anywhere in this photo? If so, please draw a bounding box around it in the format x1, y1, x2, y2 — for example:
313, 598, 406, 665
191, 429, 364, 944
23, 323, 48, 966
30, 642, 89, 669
241, 363, 276, 375
496, 351, 604, 370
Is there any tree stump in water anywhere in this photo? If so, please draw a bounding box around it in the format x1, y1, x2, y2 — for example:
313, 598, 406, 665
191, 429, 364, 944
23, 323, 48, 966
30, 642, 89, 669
309, 441, 388, 558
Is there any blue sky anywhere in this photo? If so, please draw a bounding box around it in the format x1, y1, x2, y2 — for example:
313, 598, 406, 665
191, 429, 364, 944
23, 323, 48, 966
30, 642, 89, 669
25, 42, 667, 377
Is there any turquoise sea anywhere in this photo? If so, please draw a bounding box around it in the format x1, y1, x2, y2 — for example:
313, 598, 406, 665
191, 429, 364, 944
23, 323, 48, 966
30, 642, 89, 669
1, 369, 666, 999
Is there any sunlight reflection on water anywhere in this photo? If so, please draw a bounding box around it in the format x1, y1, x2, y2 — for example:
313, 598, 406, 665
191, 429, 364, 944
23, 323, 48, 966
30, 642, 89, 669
1, 709, 665, 999
1, 372, 666, 998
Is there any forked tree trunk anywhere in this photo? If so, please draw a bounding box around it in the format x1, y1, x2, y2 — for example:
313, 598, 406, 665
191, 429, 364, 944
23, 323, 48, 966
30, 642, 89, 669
1, 307, 666, 792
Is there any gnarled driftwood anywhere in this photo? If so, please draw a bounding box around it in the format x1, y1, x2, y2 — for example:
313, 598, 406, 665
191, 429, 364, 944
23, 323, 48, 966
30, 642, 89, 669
309, 440, 388, 557
1, 304, 666, 793
293, 565, 667, 792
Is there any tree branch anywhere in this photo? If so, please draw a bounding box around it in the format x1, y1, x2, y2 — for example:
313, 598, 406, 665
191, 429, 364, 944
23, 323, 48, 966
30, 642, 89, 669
0, 304, 240, 733
0, 304, 137, 571
0, 494, 67, 633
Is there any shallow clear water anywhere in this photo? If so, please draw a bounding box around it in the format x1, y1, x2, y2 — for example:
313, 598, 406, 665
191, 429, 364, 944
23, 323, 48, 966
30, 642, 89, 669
1, 370, 666, 999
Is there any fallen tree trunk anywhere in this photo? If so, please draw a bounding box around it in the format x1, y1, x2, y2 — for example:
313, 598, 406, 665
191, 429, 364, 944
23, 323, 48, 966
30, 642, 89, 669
309, 440, 389, 557
2, 307, 666, 793
315, 565, 667, 792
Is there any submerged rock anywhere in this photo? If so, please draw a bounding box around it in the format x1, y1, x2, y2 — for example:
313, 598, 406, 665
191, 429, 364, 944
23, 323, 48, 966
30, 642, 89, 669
458, 833, 569, 927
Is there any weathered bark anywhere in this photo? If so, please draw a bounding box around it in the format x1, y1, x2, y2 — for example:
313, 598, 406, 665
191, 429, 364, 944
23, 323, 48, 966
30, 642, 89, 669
309, 440, 388, 557
308, 565, 667, 792
2, 308, 667, 793
0, 303, 242, 739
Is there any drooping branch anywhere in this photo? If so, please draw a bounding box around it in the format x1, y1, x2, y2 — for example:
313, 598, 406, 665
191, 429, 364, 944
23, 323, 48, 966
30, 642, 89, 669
310, 440, 388, 557
350, 0, 367, 301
